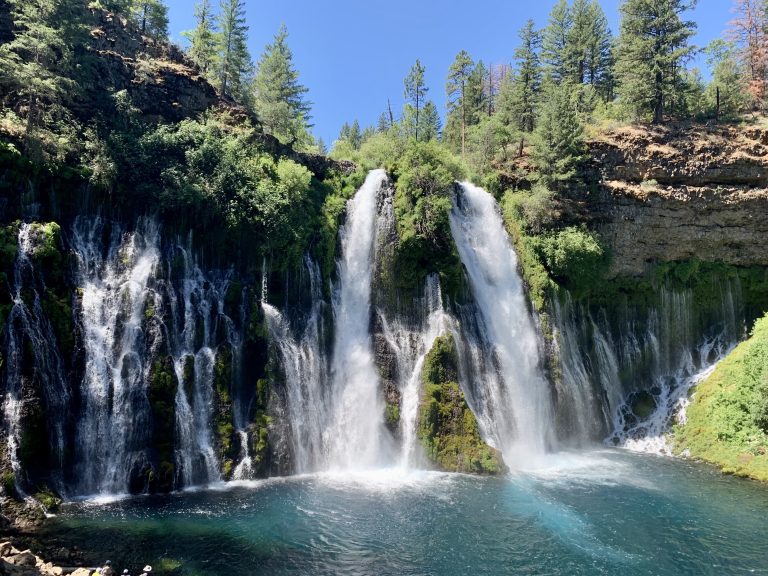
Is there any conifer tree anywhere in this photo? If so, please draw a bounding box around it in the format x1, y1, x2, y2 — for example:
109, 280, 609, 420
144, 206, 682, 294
615, 0, 697, 123
420, 101, 442, 141
446, 50, 475, 154
467, 60, 489, 123
184, 0, 217, 75
531, 81, 586, 189
704, 40, 748, 120
586, 0, 615, 100
0, 0, 74, 152
253, 24, 312, 145
404, 59, 428, 141
132, 0, 169, 38
542, 0, 575, 83
216, 0, 251, 102
498, 19, 542, 155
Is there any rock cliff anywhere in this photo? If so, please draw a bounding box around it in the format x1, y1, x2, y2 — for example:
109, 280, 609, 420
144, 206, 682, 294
577, 123, 768, 278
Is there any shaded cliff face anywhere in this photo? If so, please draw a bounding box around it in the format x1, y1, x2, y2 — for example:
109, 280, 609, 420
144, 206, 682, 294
580, 124, 768, 278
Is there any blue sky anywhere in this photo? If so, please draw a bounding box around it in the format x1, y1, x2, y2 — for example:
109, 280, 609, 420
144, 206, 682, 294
165, 0, 735, 145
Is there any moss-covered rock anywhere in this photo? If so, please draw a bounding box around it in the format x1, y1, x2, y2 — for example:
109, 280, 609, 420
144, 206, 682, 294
674, 314, 768, 482
147, 355, 177, 493
213, 345, 237, 479
417, 335, 505, 475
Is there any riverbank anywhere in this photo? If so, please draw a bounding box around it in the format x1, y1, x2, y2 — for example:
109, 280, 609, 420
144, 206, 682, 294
0, 540, 93, 576
674, 314, 768, 482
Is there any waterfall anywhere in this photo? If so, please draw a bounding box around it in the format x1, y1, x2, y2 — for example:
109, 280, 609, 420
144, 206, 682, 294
165, 243, 229, 487
326, 169, 391, 470
2, 224, 70, 493
71, 218, 160, 495
377, 274, 446, 468
554, 278, 745, 453
449, 183, 554, 464
262, 256, 328, 474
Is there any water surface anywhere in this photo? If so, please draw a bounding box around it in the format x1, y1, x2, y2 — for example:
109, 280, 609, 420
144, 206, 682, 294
43, 450, 768, 576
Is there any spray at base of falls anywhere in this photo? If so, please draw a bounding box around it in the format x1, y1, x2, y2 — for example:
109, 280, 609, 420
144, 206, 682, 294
325, 169, 392, 470
449, 183, 554, 465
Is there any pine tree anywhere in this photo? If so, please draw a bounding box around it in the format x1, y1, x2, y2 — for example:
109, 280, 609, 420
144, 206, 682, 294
216, 0, 251, 102
0, 0, 74, 153
252, 24, 312, 145
615, 0, 697, 123
467, 60, 489, 124
132, 0, 169, 38
184, 0, 217, 75
569, 0, 592, 83
446, 50, 475, 154
704, 39, 748, 120
542, 0, 575, 83
404, 59, 428, 141
347, 120, 362, 149
498, 19, 542, 155
586, 0, 615, 100
531, 81, 586, 189
420, 101, 442, 141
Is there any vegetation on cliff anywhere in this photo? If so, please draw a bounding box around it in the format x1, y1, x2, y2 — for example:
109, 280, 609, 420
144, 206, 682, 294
417, 335, 505, 474
674, 314, 768, 482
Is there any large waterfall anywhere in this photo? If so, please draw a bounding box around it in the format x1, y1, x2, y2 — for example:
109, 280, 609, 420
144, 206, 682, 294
325, 169, 392, 469
72, 218, 161, 495
449, 183, 554, 464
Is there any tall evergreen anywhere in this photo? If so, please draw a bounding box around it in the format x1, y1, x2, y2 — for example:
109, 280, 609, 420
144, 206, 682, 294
252, 24, 311, 145
586, 1, 615, 100
184, 0, 217, 75
498, 19, 542, 155
132, 0, 169, 38
542, 0, 574, 83
615, 0, 697, 123
531, 81, 586, 189
216, 0, 251, 102
404, 59, 428, 141
446, 50, 475, 154
0, 0, 74, 152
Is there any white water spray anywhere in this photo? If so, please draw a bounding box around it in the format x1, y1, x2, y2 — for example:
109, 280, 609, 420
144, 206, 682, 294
449, 182, 553, 464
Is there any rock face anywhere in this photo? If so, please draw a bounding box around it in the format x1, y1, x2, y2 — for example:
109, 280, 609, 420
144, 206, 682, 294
0, 542, 75, 576
579, 124, 768, 277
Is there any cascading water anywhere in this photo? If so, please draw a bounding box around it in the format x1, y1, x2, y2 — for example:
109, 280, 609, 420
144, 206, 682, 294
2, 224, 70, 493
72, 218, 160, 495
449, 182, 554, 464
262, 256, 328, 474
377, 274, 446, 468
326, 169, 391, 470
553, 277, 745, 453
165, 242, 230, 487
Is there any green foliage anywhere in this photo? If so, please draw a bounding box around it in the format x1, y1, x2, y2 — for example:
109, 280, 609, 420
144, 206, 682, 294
531, 82, 587, 189
215, 0, 252, 102
615, 0, 697, 123
391, 140, 465, 296
0, 0, 78, 159
252, 25, 312, 147
418, 335, 505, 475
2, 471, 17, 498
33, 485, 61, 512
404, 59, 430, 142
183, 0, 217, 75
703, 40, 749, 121
533, 225, 608, 294
674, 314, 768, 482
498, 20, 542, 137
501, 190, 557, 312
131, 0, 169, 38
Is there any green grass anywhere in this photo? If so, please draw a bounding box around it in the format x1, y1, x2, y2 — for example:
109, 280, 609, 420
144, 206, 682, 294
674, 315, 768, 482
